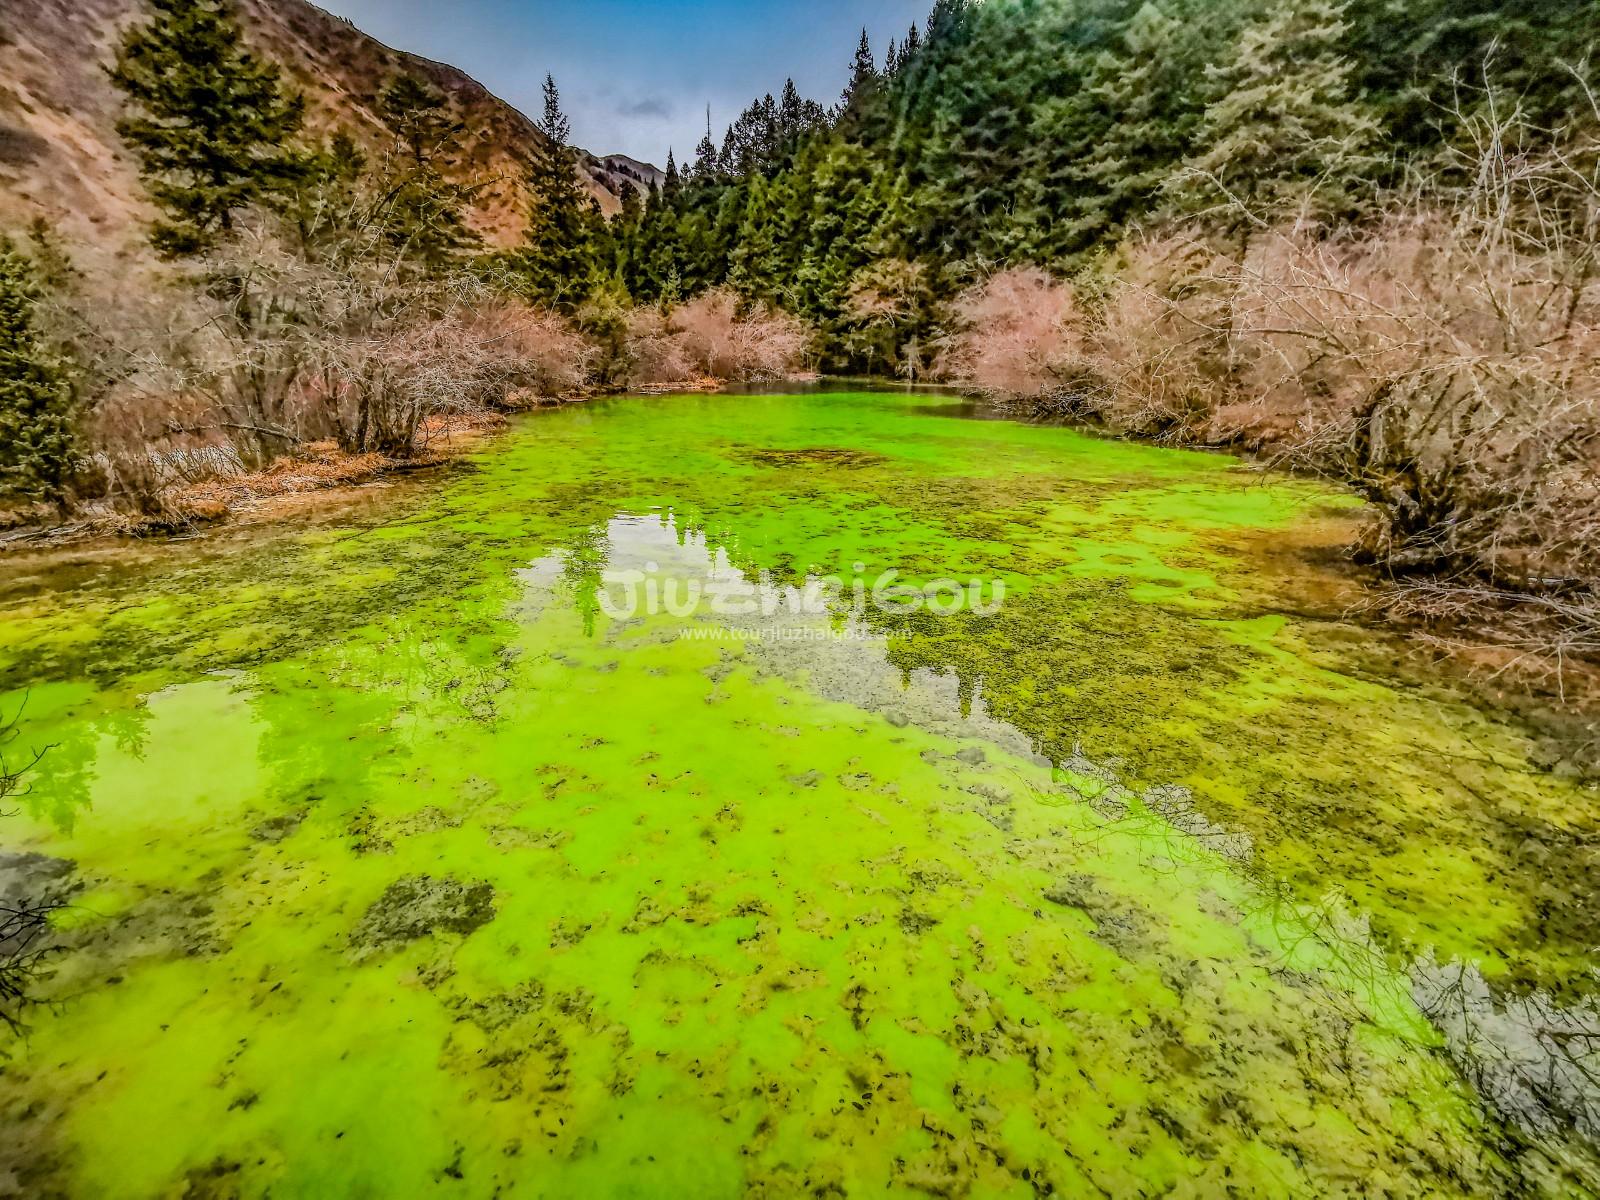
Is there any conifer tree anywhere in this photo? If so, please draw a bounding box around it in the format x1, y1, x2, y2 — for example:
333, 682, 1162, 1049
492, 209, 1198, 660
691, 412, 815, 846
692, 107, 721, 181
108, 0, 306, 256
1169, 0, 1378, 229
1344, 0, 1599, 158
774, 79, 827, 166
515, 74, 596, 305
902, 23, 922, 61
284, 130, 367, 254
376, 74, 481, 268
0, 239, 76, 503
1037, 0, 1225, 255
924, 0, 972, 49
663, 149, 681, 198
839, 29, 882, 131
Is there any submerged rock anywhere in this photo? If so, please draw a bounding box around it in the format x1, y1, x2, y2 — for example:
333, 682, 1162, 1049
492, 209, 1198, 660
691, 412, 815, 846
1042, 874, 1151, 955
348, 875, 496, 959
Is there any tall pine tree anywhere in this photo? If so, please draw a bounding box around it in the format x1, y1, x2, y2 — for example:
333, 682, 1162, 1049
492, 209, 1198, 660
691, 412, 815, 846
1169, 0, 1378, 229
0, 239, 76, 503
1032, 0, 1233, 258
514, 75, 597, 305
108, 0, 306, 256
376, 74, 481, 268
838, 29, 883, 135
692, 107, 722, 181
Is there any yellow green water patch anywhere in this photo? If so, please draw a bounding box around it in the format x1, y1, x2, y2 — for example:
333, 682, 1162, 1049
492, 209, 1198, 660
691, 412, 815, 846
0, 387, 1594, 1195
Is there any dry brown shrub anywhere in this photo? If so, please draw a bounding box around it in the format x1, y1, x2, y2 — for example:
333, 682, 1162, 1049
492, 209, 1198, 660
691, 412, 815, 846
933, 268, 1101, 409
455, 302, 595, 402
626, 288, 808, 386
1090, 238, 1239, 439
622, 306, 696, 386
931, 92, 1600, 675
44, 216, 603, 513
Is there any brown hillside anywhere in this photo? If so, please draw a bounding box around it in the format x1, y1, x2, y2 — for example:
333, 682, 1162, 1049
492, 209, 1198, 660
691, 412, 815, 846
0, 0, 655, 267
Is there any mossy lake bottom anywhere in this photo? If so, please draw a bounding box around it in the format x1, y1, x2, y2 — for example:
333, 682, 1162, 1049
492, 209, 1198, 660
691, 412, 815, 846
0, 386, 1596, 1197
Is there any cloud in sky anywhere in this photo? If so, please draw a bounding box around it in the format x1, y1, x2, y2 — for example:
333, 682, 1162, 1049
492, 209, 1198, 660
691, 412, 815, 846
618, 97, 673, 120
314, 0, 930, 164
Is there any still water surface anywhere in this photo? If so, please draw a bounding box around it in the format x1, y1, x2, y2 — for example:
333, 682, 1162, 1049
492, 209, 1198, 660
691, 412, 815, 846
0, 387, 1595, 1195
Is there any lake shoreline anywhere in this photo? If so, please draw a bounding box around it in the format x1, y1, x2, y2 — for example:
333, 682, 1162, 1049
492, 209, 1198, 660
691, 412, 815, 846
4, 381, 1597, 742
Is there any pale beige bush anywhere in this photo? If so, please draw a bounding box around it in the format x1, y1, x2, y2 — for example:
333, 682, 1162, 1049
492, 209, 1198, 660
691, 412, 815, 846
622, 306, 697, 385
934, 136, 1600, 616
626, 288, 808, 386
933, 268, 1099, 407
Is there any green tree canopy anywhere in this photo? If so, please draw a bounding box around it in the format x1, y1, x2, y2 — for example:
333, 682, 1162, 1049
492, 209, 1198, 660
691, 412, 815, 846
375, 73, 482, 268
1168, 0, 1379, 228
512, 74, 600, 305
108, 0, 306, 256
0, 239, 77, 503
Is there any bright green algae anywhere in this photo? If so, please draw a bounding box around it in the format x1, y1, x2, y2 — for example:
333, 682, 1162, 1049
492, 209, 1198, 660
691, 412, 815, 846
0, 387, 1596, 1196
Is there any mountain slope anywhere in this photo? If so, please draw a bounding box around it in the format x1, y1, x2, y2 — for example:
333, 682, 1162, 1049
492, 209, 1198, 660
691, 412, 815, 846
0, 0, 654, 265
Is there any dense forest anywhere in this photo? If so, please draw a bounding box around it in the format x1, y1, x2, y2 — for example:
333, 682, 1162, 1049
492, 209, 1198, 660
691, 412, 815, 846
617, 0, 1595, 369
1, 0, 1597, 663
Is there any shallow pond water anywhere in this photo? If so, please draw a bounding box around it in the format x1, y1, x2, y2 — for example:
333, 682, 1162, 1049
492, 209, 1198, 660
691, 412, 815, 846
0, 387, 1596, 1196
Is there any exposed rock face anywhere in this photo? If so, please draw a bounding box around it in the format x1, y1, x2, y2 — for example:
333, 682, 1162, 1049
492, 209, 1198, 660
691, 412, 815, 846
0, 0, 654, 269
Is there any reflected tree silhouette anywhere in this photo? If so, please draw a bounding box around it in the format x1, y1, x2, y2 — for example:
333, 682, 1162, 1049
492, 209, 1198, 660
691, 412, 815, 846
560, 523, 612, 638
1047, 738, 1600, 1181
0, 703, 63, 1034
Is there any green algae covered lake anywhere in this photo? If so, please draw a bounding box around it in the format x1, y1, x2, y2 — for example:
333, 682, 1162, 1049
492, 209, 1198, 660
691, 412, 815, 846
0, 386, 1597, 1196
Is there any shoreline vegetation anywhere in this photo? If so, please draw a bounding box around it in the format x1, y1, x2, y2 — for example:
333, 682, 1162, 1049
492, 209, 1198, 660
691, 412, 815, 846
1, 0, 1596, 701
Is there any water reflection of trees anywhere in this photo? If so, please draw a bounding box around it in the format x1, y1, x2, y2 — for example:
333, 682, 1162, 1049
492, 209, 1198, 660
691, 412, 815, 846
0, 705, 66, 1032
1053, 745, 1600, 1183
853, 575, 1600, 1003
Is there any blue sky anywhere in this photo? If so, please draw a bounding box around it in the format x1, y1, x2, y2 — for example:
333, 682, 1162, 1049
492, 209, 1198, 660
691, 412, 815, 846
316, 0, 930, 165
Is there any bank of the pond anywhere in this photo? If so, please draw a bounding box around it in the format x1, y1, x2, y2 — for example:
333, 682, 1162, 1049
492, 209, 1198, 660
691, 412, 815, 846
984, 383, 1600, 715
0, 377, 748, 549
0, 386, 1597, 1196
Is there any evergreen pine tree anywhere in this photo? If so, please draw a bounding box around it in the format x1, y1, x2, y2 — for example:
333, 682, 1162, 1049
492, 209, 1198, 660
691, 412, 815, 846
1170, 0, 1378, 229
1344, 0, 1598, 159
1036, 0, 1226, 256
284, 129, 367, 254
902, 23, 922, 60
692, 107, 721, 181
0, 238, 76, 503
108, 0, 306, 256
778, 79, 805, 149
839, 29, 882, 131
924, 0, 972, 49
515, 74, 596, 305
663, 148, 681, 197
376, 74, 481, 268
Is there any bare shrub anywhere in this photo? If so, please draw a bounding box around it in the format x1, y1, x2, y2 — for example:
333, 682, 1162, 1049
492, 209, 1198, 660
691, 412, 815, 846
622, 306, 697, 387
456, 302, 595, 404
39, 215, 603, 513
1090, 239, 1240, 439
933, 268, 1101, 410
933, 84, 1600, 675
626, 288, 808, 387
